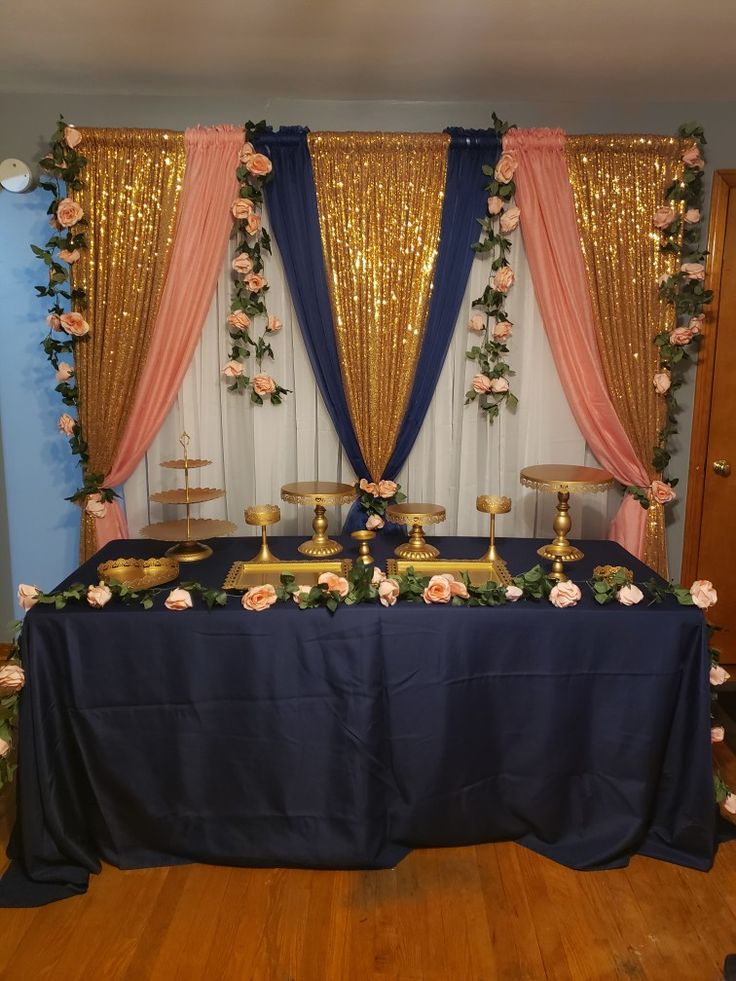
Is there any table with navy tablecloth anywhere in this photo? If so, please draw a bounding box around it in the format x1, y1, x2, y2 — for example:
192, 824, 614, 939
0, 535, 716, 905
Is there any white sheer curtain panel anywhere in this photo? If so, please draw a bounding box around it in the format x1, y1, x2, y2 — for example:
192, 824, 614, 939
124, 215, 616, 542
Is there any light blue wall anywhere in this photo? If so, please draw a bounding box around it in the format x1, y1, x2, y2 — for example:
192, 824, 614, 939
0, 190, 79, 617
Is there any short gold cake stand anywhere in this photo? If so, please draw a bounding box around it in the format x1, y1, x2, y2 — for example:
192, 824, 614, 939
520, 464, 614, 581
245, 504, 281, 563
476, 495, 512, 563
280, 481, 356, 557
351, 529, 376, 566
385, 503, 446, 560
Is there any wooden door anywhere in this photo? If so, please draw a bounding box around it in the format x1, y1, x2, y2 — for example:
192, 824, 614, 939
683, 170, 736, 667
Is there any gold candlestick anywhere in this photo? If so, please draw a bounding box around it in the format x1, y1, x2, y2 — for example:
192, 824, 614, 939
476, 495, 512, 562
351, 529, 376, 565
280, 481, 357, 557
385, 503, 446, 560
245, 504, 281, 563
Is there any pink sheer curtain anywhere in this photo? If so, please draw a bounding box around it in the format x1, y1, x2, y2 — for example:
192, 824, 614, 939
94, 124, 243, 550
503, 128, 650, 560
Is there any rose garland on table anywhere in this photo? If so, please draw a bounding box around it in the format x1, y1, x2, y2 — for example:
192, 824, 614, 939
354, 477, 407, 530
33, 117, 115, 521
626, 123, 711, 510
466, 113, 520, 423
222, 120, 291, 406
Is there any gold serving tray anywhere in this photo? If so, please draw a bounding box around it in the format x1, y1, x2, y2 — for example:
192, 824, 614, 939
386, 557, 513, 587
97, 557, 180, 589
224, 558, 353, 591
149, 487, 226, 505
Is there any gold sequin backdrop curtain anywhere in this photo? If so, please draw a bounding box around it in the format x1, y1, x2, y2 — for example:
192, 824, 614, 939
565, 136, 685, 576
74, 129, 186, 560
308, 133, 449, 481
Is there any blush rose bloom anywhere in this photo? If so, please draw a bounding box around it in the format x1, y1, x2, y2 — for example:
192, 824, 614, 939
245, 213, 262, 236
377, 479, 398, 498
359, 478, 379, 496
366, 514, 384, 530
653, 369, 671, 395
422, 575, 452, 604
689, 314, 705, 334
246, 153, 273, 177
494, 151, 518, 184
17, 584, 41, 611
56, 198, 84, 228
489, 377, 509, 394
267, 316, 282, 333
617, 584, 644, 606
505, 584, 523, 602
239, 142, 255, 163
58, 248, 81, 264
252, 373, 276, 396
222, 360, 244, 378
681, 262, 705, 281
682, 145, 704, 170
87, 582, 113, 608
493, 320, 513, 342
710, 665, 730, 686
684, 208, 701, 224
725, 794, 736, 815
55, 362, 74, 382
242, 583, 278, 611
690, 579, 718, 610
444, 574, 469, 600
85, 493, 107, 519
318, 572, 349, 598
226, 311, 251, 331
492, 265, 515, 294
58, 413, 76, 436
378, 579, 400, 607
232, 253, 254, 275
649, 479, 676, 504
64, 125, 82, 148
59, 312, 90, 336
500, 205, 521, 234
472, 374, 492, 394
245, 273, 267, 293
653, 206, 676, 230
292, 585, 312, 604
165, 588, 193, 611
47, 313, 61, 330
712, 726, 725, 744
232, 198, 254, 219
549, 581, 582, 608
0, 663, 25, 694
0, 739, 10, 759
371, 567, 386, 585
468, 314, 486, 333
669, 325, 696, 346
487, 195, 504, 215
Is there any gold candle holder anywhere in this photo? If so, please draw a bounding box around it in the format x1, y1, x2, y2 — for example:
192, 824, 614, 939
385, 503, 446, 560
476, 495, 512, 562
280, 481, 357, 557
351, 529, 376, 565
245, 504, 281, 563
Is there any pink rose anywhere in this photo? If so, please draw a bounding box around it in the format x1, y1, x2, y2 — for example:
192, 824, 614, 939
359, 478, 379, 496
682, 145, 704, 170
684, 208, 701, 224
489, 377, 509, 394
487, 196, 504, 215
499, 205, 521, 234
55, 362, 74, 382
245, 213, 262, 236
549, 581, 582, 608
85, 493, 107, 519
653, 206, 676, 230
653, 369, 671, 395
494, 151, 518, 184
245, 153, 273, 177
252, 373, 276, 396
371, 567, 386, 585
266, 316, 282, 333
87, 582, 112, 608
0, 663, 25, 694
292, 585, 312, 604
366, 514, 384, 531
59, 312, 90, 337
724, 794, 736, 815
232, 253, 254, 275
56, 198, 84, 228
17, 584, 41, 611
711, 665, 731, 686
239, 142, 255, 164
242, 583, 278, 611
505, 584, 523, 602
318, 572, 349, 598
669, 325, 695, 346
422, 575, 452, 604
377, 479, 398, 498
492, 265, 515, 294
616, 584, 644, 606
245, 273, 267, 293
468, 314, 486, 333
711, 726, 725, 744
58, 249, 81, 264
690, 579, 717, 610
58, 413, 76, 436
689, 314, 705, 334
222, 360, 244, 378
378, 579, 400, 607
649, 479, 676, 504
165, 588, 193, 611
47, 313, 61, 331
64, 125, 82, 148
226, 311, 251, 332
232, 198, 254, 219
0, 739, 10, 759
472, 374, 492, 394
492, 321, 513, 342
681, 262, 705, 281
446, 574, 469, 600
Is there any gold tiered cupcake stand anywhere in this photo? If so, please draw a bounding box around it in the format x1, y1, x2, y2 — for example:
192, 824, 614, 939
140, 433, 237, 562
280, 481, 356, 557
385, 503, 446, 560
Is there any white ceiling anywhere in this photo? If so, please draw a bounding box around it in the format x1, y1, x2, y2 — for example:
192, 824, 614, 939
2, 0, 735, 103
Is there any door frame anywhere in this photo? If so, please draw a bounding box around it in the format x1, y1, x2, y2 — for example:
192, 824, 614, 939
682, 170, 736, 584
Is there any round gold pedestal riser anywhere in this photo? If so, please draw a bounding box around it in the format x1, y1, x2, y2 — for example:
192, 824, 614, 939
386, 503, 446, 561
281, 481, 356, 559
351, 530, 376, 565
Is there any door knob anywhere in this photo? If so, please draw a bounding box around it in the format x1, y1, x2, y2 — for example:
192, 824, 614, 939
713, 459, 732, 477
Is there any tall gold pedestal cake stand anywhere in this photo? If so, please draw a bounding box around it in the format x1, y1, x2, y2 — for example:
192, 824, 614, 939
245, 504, 281, 563
476, 495, 512, 563
520, 464, 614, 581
385, 503, 446, 560
281, 481, 356, 557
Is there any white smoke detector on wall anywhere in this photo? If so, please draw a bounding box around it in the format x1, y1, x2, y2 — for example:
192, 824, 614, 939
0, 158, 34, 193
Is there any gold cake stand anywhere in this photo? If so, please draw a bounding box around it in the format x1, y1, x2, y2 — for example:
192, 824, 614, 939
245, 504, 281, 563
476, 495, 512, 562
280, 481, 356, 557
385, 502, 446, 560
520, 464, 614, 581
351, 529, 376, 565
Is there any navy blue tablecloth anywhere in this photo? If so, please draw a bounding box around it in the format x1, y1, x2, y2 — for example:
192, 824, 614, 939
0, 535, 716, 905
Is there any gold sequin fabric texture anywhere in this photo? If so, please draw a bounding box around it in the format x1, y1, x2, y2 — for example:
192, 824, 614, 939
308, 132, 449, 481
73, 128, 185, 560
